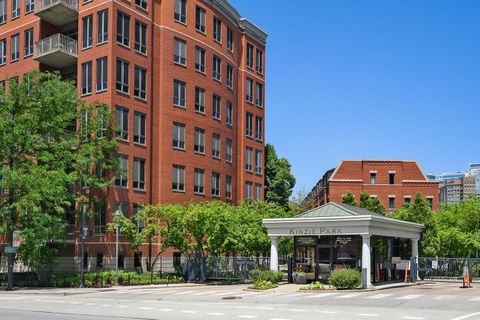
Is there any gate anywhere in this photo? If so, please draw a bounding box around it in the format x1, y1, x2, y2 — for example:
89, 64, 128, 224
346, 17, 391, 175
418, 257, 480, 283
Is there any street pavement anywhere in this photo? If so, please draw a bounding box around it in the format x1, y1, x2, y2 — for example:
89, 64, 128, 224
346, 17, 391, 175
0, 282, 479, 320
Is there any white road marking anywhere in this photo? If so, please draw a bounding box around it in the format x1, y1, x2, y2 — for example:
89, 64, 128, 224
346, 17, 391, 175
305, 293, 338, 298
396, 294, 423, 300
132, 290, 156, 295
257, 307, 275, 310
142, 300, 157, 303
366, 293, 394, 299
435, 295, 455, 300
451, 312, 480, 320
336, 293, 363, 299
85, 303, 97, 306
238, 316, 257, 319
182, 310, 199, 314
401, 317, 424, 320
206, 313, 225, 316
152, 291, 170, 295
315, 311, 338, 314
0, 297, 25, 300
270, 318, 292, 320
212, 291, 237, 296
99, 304, 112, 307
285, 293, 306, 297
190, 291, 217, 296
157, 308, 174, 312
468, 296, 480, 301
69, 301, 81, 304
117, 305, 130, 309
287, 308, 306, 312
173, 290, 196, 295
137, 307, 152, 310
358, 314, 379, 317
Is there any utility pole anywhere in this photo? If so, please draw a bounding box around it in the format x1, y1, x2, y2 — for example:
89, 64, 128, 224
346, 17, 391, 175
79, 205, 87, 288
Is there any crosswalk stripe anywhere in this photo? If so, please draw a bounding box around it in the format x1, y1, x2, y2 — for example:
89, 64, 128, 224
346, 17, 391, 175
305, 293, 338, 298
434, 295, 455, 300
190, 291, 217, 296
469, 296, 480, 301
336, 293, 363, 299
365, 293, 394, 299
212, 291, 237, 296
285, 293, 306, 297
173, 290, 196, 295
396, 294, 423, 300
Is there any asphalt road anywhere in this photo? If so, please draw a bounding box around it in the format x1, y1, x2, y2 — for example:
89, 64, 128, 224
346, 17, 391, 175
0, 283, 479, 320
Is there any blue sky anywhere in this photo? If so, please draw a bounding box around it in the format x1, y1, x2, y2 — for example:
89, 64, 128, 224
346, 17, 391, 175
229, 0, 480, 195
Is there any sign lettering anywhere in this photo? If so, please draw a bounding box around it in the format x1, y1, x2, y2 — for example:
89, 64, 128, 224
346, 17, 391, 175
289, 227, 342, 235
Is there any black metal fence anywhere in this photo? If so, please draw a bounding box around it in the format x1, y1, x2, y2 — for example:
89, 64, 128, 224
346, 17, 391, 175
418, 257, 480, 283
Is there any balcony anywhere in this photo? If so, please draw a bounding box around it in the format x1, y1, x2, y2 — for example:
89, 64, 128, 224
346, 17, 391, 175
34, 34, 77, 69
34, 0, 78, 26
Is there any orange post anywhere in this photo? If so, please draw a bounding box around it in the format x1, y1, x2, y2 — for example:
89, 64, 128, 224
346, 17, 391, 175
464, 268, 470, 288
404, 262, 409, 283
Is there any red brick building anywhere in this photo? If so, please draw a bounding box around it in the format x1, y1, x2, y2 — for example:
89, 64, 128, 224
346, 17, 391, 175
0, 0, 266, 271
305, 160, 439, 214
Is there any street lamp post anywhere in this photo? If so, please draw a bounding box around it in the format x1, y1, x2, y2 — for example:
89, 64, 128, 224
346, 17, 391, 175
113, 210, 122, 286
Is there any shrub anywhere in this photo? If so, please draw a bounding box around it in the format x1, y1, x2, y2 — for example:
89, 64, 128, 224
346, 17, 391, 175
248, 270, 284, 284
251, 280, 278, 290
300, 281, 324, 291
328, 268, 361, 289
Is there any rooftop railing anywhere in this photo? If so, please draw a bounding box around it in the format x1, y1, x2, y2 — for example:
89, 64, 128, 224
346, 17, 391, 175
35, 0, 78, 12
34, 33, 78, 58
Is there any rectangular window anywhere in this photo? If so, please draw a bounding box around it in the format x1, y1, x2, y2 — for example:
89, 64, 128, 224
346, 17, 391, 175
194, 168, 204, 194
212, 172, 220, 197
174, 0, 186, 24
118, 254, 124, 269
82, 15, 93, 48
174, 38, 186, 65
255, 150, 262, 174
227, 27, 233, 51
226, 176, 232, 199
134, 66, 147, 99
255, 184, 262, 200
116, 59, 129, 93
25, 0, 34, 12
135, 20, 147, 54
135, 0, 147, 10
115, 155, 128, 188
246, 112, 253, 137
245, 147, 253, 172
213, 56, 221, 81
97, 9, 108, 44
12, 0, 19, 18
96, 56, 108, 92
24, 28, 33, 56
81, 61, 93, 95
115, 106, 129, 141
255, 116, 263, 140
427, 198, 433, 209
195, 87, 205, 113
226, 138, 232, 162
173, 80, 186, 107
389, 173, 395, 185
212, 133, 220, 158
195, 6, 205, 33
226, 101, 233, 126
117, 11, 130, 47
95, 201, 106, 234
256, 48, 263, 74
246, 43, 254, 69
0, 39, 6, 65
0, 0, 5, 23
226, 64, 233, 88
213, 17, 221, 42
246, 78, 253, 102
172, 122, 185, 150
132, 204, 144, 232
172, 165, 185, 192
96, 253, 104, 269
255, 83, 263, 107
195, 46, 205, 72
134, 112, 146, 145
11, 34, 19, 61
389, 197, 395, 209
133, 158, 145, 190
404, 197, 411, 204
134, 252, 142, 269
212, 94, 221, 120
370, 172, 376, 185
194, 127, 205, 154
245, 182, 253, 200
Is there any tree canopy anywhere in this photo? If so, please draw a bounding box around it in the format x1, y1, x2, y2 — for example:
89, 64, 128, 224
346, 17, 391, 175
264, 143, 296, 209
341, 191, 386, 215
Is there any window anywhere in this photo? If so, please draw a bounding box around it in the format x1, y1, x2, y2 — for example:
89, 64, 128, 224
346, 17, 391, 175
213, 17, 221, 42
246, 112, 253, 137
194, 127, 205, 154
227, 27, 233, 51
115, 155, 128, 188
134, 252, 142, 269
427, 197, 433, 209
226, 64, 233, 88
226, 101, 233, 126
135, 20, 147, 54
245, 182, 253, 201
370, 172, 376, 185
173, 80, 186, 107
135, 0, 147, 10
246, 78, 253, 102
194, 168, 204, 194
388, 197, 395, 209
172, 165, 185, 192
25, 0, 34, 12
195, 46, 205, 72
133, 158, 145, 190
134, 112, 146, 145
245, 147, 253, 172
12, 0, 19, 18
389, 173, 395, 185
195, 87, 205, 113
255, 150, 262, 174
0, 0, 6, 23
246, 43, 254, 69
95, 201, 106, 234
134, 66, 147, 99
115, 106, 129, 140
226, 176, 232, 199
81, 61, 93, 95
116, 59, 129, 93
255, 184, 262, 200
174, 38, 186, 65
404, 197, 411, 204
96, 57, 108, 91
82, 15, 93, 48
212, 94, 221, 120
174, 0, 186, 24
226, 138, 232, 162
11, 34, 19, 61
255, 116, 263, 140
195, 6, 205, 33
212, 172, 220, 197
213, 56, 221, 81
96, 253, 104, 269
97, 9, 108, 44
255, 83, 263, 107
172, 122, 185, 150
117, 11, 130, 46
256, 49, 263, 74
24, 29, 33, 56
0, 39, 6, 65
212, 133, 220, 158
118, 254, 124, 269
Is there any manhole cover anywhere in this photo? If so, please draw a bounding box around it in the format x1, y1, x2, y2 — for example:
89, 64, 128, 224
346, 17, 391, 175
222, 296, 242, 300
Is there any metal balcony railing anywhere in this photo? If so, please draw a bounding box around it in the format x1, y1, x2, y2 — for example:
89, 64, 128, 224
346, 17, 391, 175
35, 0, 78, 12
34, 33, 77, 58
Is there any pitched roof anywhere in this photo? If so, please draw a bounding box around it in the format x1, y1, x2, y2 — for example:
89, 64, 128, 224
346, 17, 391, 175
295, 202, 386, 219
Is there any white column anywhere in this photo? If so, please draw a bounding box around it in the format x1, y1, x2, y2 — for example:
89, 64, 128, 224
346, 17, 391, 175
361, 234, 372, 288
270, 236, 279, 271
411, 238, 419, 280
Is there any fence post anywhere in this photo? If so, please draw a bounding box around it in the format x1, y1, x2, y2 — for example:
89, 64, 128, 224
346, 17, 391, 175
243, 257, 247, 281
288, 256, 293, 284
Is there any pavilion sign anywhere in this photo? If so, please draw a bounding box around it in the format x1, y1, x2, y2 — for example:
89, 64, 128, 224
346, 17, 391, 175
289, 227, 342, 236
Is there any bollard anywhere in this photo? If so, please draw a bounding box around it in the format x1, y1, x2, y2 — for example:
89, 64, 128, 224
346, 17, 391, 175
287, 256, 293, 284
404, 261, 409, 283
362, 268, 367, 289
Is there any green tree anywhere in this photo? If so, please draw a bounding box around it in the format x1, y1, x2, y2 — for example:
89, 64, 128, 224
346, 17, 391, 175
341, 192, 357, 206
0, 71, 117, 274
342, 191, 386, 215
264, 144, 296, 209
